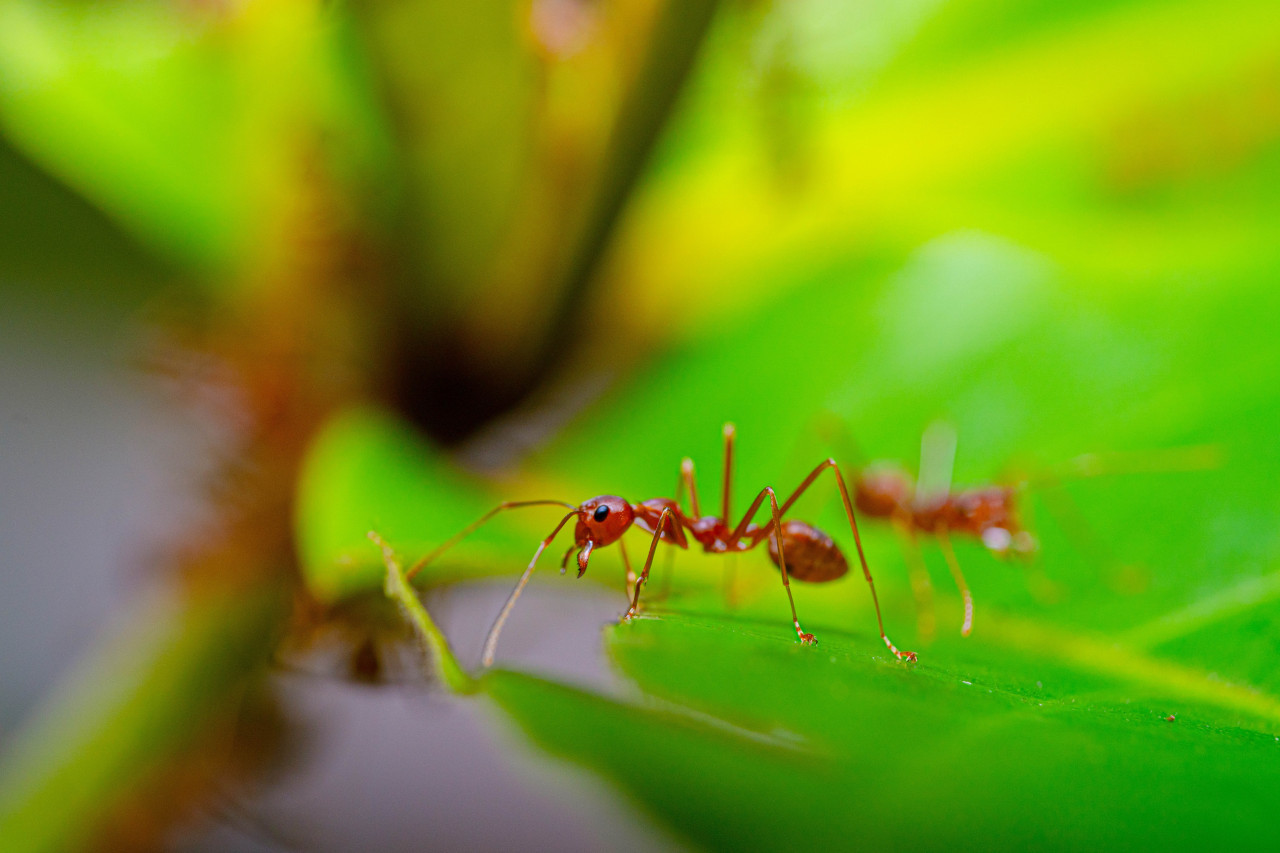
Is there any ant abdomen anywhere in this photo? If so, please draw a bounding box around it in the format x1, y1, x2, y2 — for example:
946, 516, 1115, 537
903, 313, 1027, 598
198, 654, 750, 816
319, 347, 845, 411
767, 520, 849, 583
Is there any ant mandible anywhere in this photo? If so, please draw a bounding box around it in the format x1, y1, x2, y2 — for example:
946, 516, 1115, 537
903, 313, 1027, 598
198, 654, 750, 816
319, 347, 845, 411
404, 423, 916, 667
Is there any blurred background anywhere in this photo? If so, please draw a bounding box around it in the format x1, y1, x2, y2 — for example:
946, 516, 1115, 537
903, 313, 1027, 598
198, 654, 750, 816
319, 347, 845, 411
2, 0, 1279, 850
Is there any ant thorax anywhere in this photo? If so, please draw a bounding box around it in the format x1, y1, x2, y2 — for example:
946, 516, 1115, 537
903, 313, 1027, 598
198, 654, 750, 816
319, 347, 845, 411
633, 498, 689, 548
687, 515, 756, 552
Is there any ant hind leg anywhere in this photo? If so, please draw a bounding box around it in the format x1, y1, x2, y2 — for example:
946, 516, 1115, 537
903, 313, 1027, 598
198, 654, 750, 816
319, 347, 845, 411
936, 527, 974, 637
770, 460, 916, 661
895, 525, 936, 643
762, 487, 817, 644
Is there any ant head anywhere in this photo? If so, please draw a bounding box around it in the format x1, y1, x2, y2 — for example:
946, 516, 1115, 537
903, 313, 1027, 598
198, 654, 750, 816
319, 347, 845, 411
571, 496, 635, 576
853, 465, 913, 518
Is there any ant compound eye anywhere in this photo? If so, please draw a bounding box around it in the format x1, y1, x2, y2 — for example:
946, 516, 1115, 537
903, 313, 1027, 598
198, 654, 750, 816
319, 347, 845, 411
593, 505, 610, 523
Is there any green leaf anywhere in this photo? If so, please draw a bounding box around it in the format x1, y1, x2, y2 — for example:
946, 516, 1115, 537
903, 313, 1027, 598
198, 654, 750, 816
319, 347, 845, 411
605, 0, 1280, 342
0, 585, 285, 853
354, 230, 1280, 846
0, 0, 392, 278
489, 612, 1280, 851
374, 492, 1280, 850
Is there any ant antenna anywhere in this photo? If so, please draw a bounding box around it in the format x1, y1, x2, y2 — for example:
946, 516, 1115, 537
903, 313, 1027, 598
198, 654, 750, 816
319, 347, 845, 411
481, 510, 579, 667
405, 500, 577, 580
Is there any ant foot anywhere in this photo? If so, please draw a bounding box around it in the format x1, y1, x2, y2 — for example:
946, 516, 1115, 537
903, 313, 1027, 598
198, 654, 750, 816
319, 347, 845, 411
798, 632, 817, 645
884, 636, 917, 663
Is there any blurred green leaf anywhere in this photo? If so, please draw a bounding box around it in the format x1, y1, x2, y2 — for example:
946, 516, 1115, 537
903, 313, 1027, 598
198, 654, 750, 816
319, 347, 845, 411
297, 405, 573, 602
604, 0, 1280, 342
357, 1, 536, 298
0, 0, 392, 278
7, 0, 1272, 845
0, 135, 169, 290
0, 585, 284, 853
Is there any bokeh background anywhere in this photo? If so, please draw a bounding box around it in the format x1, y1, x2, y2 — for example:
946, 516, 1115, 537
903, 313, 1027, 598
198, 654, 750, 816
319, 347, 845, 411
2, 0, 1280, 850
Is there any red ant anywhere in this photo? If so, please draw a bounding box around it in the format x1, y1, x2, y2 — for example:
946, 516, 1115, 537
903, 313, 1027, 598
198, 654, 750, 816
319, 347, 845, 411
403, 423, 916, 667
849, 423, 1033, 638
836, 420, 1218, 640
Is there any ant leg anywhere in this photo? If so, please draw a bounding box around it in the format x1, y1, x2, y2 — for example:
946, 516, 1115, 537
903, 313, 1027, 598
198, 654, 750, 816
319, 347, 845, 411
721, 423, 735, 522
895, 522, 936, 643
1037, 482, 1135, 593
481, 510, 578, 667
624, 508, 673, 621
729, 460, 916, 661
936, 527, 974, 637
720, 424, 740, 607
763, 487, 816, 645
619, 539, 637, 601
1007, 445, 1220, 597
679, 457, 701, 518
406, 499, 576, 580
655, 459, 699, 602
1004, 487, 1062, 604
722, 486, 815, 643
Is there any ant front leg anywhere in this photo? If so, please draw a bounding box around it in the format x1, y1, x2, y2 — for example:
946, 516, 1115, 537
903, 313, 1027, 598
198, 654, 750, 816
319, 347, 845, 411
894, 520, 936, 644
623, 508, 673, 621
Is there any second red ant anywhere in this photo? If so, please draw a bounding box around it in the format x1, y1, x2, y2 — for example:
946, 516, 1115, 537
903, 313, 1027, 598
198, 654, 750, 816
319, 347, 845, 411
401, 423, 917, 667
834, 419, 1219, 640
849, 422, 1033, 639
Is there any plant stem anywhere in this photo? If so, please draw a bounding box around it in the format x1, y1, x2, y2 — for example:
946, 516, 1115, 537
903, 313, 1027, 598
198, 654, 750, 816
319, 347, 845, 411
369, 531, 478, 694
